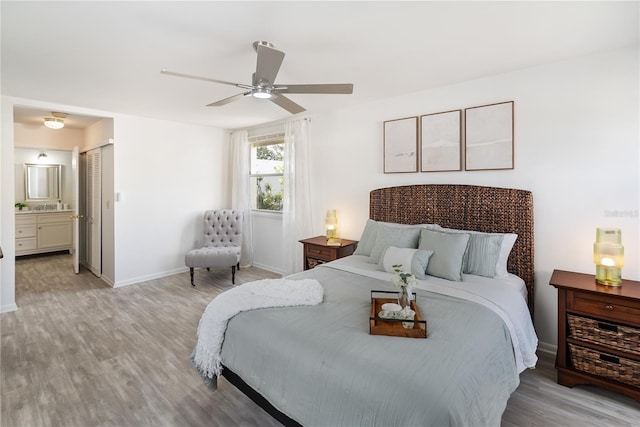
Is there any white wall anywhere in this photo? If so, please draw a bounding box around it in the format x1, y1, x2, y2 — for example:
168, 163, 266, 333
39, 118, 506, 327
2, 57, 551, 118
252, 212, 285, 274
304, 46, 639, 352
112, 114, 228, 286
85, 117, 114, 149
13, 122, 83, 150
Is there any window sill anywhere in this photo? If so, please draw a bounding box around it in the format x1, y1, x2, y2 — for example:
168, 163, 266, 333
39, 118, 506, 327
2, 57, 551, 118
251, 210, 283, 219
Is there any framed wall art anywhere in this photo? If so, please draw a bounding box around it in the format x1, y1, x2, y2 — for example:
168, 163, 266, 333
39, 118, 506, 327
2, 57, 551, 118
420, 110, 462, 172
383, 116, 418, 173
465, 101, 514, 171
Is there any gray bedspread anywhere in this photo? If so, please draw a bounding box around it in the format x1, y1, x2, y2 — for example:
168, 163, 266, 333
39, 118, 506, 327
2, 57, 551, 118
217, 265, 520, 426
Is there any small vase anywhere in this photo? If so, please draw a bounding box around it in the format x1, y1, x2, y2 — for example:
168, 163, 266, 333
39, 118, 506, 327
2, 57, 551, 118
398, 286, 410, 309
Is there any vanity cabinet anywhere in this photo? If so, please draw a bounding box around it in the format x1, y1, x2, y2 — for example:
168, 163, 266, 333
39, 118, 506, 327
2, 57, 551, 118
15, 215, 37, 254
16, 212, 72, 256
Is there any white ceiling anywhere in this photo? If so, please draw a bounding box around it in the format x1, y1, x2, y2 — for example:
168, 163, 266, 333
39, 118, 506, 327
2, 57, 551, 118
2, 1, 638, 130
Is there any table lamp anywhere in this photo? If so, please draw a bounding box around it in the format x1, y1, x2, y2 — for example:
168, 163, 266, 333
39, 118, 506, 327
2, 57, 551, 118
325, 209, 341, 246
593, 228, 624, 286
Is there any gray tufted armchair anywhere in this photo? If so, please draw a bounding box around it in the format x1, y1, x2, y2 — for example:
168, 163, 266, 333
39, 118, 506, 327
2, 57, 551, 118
185, 209, 243, 286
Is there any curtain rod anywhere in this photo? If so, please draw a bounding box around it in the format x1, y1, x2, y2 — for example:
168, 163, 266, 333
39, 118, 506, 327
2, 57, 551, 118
229, 115, 311, 134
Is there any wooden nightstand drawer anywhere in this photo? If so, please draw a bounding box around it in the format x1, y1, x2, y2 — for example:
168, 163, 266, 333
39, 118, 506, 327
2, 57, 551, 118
570, 291, 640, 326
299, 236, 358, 270
305, 245, 333, 260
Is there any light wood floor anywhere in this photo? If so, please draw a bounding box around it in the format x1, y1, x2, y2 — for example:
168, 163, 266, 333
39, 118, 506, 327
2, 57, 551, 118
2, 253, 640, 427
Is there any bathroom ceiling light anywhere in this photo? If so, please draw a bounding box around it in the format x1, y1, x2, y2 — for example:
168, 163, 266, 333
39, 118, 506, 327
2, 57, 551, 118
44, 118, 64, 129
43, 112, 68, 129
38, 153, 48, 160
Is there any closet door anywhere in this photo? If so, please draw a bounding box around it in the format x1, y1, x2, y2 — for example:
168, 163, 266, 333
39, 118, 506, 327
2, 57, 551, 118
86, 148, 102, 277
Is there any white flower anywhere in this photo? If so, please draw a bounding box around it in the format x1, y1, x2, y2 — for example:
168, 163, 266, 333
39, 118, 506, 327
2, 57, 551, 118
391, 264, 416, 288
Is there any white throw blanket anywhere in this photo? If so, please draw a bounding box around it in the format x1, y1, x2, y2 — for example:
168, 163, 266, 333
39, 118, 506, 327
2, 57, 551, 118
192, 278, 324, 379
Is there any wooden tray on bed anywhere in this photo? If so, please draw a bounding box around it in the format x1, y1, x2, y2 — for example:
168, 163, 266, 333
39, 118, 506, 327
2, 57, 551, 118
369, 291, 427, 338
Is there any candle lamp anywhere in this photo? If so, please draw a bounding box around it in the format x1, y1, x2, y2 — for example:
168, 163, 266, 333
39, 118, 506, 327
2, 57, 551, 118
593, 228, 624, 286
325, 209, 341, 246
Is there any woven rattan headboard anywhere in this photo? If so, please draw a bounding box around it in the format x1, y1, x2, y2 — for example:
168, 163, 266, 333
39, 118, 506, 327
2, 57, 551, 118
370, 184, 534, 316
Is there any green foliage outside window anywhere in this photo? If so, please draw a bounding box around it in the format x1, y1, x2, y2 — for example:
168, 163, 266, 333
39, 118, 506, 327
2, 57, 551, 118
254, 143, 284, 211
256, 144, 283, 161
256, 176, 283, 211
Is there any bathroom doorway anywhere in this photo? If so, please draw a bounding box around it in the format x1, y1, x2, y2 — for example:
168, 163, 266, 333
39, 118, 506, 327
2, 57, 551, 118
12, 106, 115, 295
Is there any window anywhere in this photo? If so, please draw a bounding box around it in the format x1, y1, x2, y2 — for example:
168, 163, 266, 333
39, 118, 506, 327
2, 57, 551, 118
250, 136, 284, 212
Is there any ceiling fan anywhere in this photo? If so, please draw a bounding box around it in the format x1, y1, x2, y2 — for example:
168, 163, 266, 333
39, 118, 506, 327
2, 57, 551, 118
161, 41, 353, 114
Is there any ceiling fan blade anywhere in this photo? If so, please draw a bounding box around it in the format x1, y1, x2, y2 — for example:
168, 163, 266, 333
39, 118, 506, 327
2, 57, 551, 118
207, 92, 251, 107
271, 94, 306, 114
274, 83, 353, 94
161, 70, 253, 90
254, 44, 285, 86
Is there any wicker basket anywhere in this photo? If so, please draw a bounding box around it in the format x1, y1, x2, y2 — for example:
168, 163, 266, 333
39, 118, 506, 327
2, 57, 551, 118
568, 314, 640, 356
569, 343, 640, 387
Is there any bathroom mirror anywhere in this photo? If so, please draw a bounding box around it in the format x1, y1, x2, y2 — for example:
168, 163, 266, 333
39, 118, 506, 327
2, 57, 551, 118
24, 163, 62, 202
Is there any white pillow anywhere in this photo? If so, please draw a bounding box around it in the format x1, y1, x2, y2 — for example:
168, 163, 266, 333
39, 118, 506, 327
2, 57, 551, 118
496, 233, 517, 277
379, 247, 433, 279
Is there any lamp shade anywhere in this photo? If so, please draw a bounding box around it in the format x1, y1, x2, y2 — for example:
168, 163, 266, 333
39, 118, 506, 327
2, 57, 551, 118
325, 209, 339, 244
593, 228, 624, 286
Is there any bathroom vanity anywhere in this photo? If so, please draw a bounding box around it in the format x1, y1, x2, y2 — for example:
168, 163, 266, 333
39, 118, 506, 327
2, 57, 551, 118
15, 211, 73, 256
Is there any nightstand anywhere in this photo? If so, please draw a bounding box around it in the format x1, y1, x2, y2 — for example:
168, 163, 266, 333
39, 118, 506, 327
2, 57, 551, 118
550, 269, 640, 402
299, 236, 358, 270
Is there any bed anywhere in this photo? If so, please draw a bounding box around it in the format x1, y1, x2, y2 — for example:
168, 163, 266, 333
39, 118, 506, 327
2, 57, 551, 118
194, 184, 538, 426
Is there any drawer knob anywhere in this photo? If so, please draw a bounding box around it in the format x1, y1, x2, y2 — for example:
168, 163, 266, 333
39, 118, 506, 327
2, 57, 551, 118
605, 304, 614, 310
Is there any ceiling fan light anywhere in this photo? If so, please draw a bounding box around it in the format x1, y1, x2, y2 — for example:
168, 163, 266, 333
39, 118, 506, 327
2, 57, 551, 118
252, 88, 272, 99
44, 117, 64, 129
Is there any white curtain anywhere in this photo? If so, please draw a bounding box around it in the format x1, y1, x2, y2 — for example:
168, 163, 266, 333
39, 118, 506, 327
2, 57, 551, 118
282, 118, 313, 274
230, 129, 253, 268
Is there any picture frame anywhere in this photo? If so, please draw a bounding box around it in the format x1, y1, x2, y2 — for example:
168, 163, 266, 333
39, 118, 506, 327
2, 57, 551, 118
464, 101, 514, 171
420, 110, 462, 172
383, 116, 418, 173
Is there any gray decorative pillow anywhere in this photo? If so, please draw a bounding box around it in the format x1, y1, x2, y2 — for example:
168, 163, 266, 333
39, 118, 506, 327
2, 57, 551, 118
353, 219, 378, 256
378, 246, 433, 279
435, 226, 515, 277
354, 220, 438, 257
464, 234, 504, 277
418, 229, 470, 281
367, 225, 421, 264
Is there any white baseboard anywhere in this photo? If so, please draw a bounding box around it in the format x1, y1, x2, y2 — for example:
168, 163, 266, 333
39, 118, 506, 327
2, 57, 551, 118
113, 267, 187, 288
0, 303, 18, 313
251, 262, 286, 276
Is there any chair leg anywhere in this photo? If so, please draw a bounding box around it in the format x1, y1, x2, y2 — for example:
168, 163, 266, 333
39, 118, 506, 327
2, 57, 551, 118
231, 265, 236, 284
237, 262, 240, 270
190, 268, 195, 286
